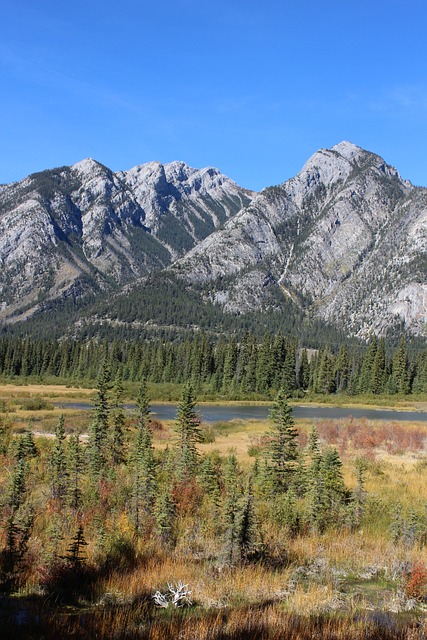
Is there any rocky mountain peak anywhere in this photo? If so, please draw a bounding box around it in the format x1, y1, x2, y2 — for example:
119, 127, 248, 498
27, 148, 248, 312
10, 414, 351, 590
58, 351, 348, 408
331, 140, 363, 160
71, 157, 107, 176
0, 143, 425, 339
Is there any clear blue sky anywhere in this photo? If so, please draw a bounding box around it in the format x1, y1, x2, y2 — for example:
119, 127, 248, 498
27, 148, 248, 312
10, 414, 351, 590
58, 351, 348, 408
1, 0, 426, 190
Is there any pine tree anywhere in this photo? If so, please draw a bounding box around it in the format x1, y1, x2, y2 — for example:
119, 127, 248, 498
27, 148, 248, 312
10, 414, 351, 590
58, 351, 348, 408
298, 348, 310, 390
21, 429, 38, 458
50, 414, 68, 503
154, 484, 175, 545
174, 382, 201, 479
392, 337, 410, 395
320, 447, 347, 525
335, 345, 350, 392
88, 361, 111, 477
131, 379, 156, 534
63, 525, 88, 567
267, 390, 299, 491
281, 341, 297, 395
316, 351, 336, 394
110, 372, 126, 465
222, 454, 242, 565
348, 459, 367, 529
358, 338, 378, 393
236, 477, 257, 561
68, 434, 83, 512
371, 338, 387, 395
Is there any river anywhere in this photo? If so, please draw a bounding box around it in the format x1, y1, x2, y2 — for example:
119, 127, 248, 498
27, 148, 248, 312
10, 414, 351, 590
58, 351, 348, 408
55, 402, 427, 423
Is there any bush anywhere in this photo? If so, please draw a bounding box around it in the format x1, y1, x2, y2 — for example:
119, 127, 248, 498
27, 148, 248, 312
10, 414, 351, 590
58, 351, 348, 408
404, 561, 427, 601
21, 396, 54, 411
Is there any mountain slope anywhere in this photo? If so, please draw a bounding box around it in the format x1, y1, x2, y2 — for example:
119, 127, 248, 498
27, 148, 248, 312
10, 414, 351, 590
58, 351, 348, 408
0, 142, 425, 339
0, 159, 252, 321
170, 142, 425, 337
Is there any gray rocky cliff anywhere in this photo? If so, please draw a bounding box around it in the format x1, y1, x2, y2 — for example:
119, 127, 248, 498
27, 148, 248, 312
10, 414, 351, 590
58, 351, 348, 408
0, 159, 252, 321
0, 142, 425, 337
172, 142, 426, 337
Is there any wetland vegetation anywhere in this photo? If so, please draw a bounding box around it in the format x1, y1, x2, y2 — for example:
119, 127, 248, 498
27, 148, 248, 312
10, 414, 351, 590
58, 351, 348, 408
0, 327, 427, 638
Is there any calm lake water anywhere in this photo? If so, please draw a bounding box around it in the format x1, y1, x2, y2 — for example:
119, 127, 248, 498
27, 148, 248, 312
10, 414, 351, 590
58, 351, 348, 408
56, 403, 427, 423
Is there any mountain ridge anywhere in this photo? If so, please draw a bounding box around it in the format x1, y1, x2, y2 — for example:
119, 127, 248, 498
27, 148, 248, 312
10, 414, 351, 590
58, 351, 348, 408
0, 142, 425, 340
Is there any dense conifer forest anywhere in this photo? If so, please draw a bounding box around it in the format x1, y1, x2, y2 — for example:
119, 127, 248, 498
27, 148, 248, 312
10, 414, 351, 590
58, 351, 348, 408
0, 333, 425, 397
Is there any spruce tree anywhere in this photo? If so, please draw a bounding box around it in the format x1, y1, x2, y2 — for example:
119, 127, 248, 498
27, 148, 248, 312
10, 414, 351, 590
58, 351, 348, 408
298, 348, 310, 391
237, 477, 257, 561
68, 434, 83, 512
131, 379, 156, 534
0, 416, 12, 456
88, 361, 111, 477
371, 339, 387, 395
63, 525, 88, 567
392, 337, 410, 395
275, 487, 300, 536
50, 414, 68, 503
359, 337, 378, 393
21, 429, 38, 458
110, 372, 126, 465
174, 382, 201, 479
335, 345, 350, 392
199, 455, 221, 507
348, 459, 367, 529
222, 454, 242, 565
267, 390, 299, 491
305, 427, 326, 532
154, 484, 175, 545
316, 351, 336, 394
2, 455, 33, 591
319, 447, 347, 525
281, 341, 297, 395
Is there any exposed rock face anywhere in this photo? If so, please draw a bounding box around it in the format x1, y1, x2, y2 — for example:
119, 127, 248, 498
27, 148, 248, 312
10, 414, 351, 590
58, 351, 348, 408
0, 142, 425, 337
173, 142, 426, 337
0, 159, 252, 321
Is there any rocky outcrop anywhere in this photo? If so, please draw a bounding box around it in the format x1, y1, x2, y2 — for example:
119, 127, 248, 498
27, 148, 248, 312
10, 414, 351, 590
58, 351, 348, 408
0, 159, 252, 321
0, 142, 425, 337
173, 142, 426, 337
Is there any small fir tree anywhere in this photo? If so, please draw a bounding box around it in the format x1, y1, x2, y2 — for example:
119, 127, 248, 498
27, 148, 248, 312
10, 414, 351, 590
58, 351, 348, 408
50, 414, 68, 504
267, 390, 299, 491
174, 382, 201, 479
222, 454, 242, 565
131, 380, 157, 534
109, 372, 126, 465
68, 434, 83, 512
88, 361, 111, 477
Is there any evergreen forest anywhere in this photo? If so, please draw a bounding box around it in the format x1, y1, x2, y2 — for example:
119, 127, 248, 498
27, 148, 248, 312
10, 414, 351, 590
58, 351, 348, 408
0, 333, 426, 398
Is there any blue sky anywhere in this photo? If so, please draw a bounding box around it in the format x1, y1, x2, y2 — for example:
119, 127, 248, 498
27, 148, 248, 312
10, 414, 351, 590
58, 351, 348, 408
1, 0, 426, 190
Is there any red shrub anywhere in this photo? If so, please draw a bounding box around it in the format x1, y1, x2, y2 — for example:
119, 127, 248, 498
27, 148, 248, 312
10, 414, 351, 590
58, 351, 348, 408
404, 561, 427, 601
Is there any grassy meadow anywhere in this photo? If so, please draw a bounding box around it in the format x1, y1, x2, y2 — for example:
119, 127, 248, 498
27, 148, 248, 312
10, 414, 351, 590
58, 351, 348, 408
1, 382, 427, 638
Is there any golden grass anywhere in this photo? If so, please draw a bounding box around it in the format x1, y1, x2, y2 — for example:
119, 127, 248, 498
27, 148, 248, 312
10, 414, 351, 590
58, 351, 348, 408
0, 383, 94, 398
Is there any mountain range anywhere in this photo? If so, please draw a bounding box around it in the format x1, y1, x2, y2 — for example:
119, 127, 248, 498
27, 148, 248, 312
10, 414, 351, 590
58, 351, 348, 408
0, 141, 426, 340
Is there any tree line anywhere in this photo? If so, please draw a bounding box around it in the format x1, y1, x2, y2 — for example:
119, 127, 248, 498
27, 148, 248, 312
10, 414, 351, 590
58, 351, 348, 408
0, 333, 426, 396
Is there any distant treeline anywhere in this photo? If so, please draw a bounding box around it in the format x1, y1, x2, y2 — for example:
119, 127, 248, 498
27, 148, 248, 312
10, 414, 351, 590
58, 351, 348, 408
0, 333, 426, 396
